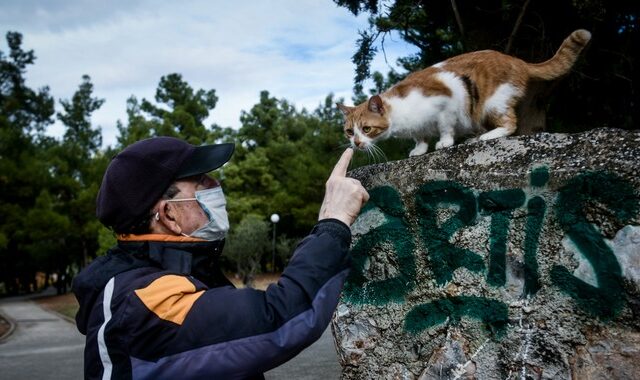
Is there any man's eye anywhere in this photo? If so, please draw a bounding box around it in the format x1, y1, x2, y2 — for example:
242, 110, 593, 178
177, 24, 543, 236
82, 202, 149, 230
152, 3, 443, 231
363, 126, 371, 133
346, 128, 354, 136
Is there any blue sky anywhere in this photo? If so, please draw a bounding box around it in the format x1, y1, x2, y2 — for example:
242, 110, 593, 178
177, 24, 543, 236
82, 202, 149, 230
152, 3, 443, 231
1, 0, 417, 147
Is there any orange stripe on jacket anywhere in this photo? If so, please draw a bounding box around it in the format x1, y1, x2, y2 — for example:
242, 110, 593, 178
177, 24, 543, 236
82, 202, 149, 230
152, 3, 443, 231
135, 275, 204, 325
118, 233, 205, 243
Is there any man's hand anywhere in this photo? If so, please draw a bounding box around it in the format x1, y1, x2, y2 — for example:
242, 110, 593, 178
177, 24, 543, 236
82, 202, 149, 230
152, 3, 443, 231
318, 148, 369, 226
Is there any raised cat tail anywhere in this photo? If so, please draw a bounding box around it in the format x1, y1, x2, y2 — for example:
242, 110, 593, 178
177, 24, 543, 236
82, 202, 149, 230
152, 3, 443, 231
526, 29, 591, 81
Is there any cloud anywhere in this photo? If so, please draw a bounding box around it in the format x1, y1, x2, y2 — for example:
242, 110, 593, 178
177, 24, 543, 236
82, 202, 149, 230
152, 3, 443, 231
1, 0, 418, 147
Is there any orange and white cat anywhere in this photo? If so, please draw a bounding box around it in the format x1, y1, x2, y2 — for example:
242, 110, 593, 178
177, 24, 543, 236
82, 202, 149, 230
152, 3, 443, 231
338, 29, 591, 157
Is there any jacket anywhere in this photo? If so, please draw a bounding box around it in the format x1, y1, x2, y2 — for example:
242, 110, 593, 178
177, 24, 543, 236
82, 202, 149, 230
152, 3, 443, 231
72, 219, 352, 380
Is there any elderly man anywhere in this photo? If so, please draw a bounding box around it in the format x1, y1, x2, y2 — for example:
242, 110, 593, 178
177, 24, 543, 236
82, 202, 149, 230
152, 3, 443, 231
72, 136, 368, 380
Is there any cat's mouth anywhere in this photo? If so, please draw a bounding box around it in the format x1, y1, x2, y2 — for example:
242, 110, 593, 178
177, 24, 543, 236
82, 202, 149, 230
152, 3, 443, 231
352, 142, 369, 150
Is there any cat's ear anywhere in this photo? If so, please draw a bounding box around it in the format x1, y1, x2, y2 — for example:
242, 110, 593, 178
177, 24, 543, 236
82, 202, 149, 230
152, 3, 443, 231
337, 103, 355, 116
368, 95, 385, 115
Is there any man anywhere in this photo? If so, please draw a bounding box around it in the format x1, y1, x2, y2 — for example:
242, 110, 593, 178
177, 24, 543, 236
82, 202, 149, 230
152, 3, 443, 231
72, 136, 369, 380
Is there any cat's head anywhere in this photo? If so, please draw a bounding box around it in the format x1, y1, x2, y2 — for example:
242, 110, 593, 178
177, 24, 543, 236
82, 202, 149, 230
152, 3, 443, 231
337, 95, 390, 150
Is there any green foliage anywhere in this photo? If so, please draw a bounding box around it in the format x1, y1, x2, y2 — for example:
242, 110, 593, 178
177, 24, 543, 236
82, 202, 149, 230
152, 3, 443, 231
0, 31, 55, 293
97, 225, 117, 257
224, 91, 349, 238
223, 214, 270, 286
117, 73, 221, 148
275, 235, 298, 268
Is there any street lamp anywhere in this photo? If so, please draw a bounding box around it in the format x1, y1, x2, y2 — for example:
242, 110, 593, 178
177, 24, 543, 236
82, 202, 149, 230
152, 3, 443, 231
270, 213, 280, 272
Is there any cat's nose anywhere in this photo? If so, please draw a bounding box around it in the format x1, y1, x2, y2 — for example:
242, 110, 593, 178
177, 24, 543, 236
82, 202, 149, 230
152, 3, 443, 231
354, 138, 365, 149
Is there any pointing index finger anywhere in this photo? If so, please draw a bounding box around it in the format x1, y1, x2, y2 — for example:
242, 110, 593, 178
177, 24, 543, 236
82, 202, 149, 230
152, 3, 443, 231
330, 148, 354, 178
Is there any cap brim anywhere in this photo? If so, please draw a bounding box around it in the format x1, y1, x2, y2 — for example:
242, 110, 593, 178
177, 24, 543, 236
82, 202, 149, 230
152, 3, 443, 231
175, 143, 235, 179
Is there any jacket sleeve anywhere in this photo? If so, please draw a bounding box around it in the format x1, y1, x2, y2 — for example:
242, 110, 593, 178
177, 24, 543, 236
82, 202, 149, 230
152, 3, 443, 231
127, 219, 352, 380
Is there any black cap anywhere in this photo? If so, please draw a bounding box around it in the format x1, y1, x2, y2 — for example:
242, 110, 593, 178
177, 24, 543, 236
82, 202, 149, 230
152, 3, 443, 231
96, 136, 234, 232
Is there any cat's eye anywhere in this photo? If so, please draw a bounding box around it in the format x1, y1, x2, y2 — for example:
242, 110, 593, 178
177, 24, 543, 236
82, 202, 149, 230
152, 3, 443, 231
346, 128, 354, 136
363, 126, 372, 133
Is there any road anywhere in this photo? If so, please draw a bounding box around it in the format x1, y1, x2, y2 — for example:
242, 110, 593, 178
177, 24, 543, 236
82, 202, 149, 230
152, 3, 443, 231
0, 296, 85, 380
0, 294, 341, 379
264, 327, 342, 379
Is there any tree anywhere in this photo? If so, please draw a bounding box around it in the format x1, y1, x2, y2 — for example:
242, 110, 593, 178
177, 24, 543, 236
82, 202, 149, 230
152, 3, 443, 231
0, 31, 55, 293
334, 0, 639, 132
224, 214, 270, 286
52, 75, 106, 277
141, 73, 218, 145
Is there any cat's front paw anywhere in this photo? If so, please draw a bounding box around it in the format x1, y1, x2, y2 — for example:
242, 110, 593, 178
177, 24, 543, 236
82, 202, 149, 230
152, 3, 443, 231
409, 141, 429, 157
435, 138, 454, 150
409, 146, 428, 157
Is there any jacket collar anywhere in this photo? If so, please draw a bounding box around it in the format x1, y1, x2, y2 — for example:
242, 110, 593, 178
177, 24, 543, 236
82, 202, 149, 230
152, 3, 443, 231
117, 233, 225, 275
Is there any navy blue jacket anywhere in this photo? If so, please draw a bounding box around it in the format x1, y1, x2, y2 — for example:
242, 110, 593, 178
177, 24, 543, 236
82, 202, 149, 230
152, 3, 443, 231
72, 219, 351, 379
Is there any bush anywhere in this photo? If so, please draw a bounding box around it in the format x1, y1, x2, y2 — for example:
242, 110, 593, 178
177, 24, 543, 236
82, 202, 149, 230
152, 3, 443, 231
223, 214, 269, 286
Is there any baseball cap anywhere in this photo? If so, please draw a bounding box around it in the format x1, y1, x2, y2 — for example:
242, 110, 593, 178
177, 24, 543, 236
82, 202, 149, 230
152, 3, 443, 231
96, 136, 234, 232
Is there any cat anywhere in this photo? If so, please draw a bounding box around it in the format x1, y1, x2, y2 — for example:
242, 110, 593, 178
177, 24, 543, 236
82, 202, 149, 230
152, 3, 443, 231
338, 29, 592, 157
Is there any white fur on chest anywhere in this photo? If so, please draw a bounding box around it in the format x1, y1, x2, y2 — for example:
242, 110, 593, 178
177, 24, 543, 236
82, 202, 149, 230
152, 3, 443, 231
384, 71, 473, 139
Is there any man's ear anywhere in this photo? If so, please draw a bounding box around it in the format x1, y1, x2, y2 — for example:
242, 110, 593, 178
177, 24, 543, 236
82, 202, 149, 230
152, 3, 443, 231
337, 103, 355, 116
367, 95, 385, 115
151, 200, 182, 235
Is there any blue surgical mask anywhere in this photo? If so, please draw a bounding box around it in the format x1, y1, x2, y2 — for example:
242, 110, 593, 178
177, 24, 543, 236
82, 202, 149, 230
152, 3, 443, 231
168, 187, 230, 241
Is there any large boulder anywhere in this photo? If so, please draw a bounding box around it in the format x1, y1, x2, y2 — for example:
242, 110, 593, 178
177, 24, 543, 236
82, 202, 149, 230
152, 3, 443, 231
333, 128, 640, 379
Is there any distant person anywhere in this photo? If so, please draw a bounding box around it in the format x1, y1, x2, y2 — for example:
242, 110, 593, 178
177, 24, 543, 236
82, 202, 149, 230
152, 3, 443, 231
72, 137, 368, 379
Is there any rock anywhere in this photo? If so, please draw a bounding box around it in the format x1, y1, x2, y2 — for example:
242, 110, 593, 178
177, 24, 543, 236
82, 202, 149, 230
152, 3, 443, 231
333, 128, 640, 379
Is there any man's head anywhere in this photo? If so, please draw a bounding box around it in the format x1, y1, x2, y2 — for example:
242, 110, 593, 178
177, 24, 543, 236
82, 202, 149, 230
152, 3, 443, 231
96, 137, 234, 235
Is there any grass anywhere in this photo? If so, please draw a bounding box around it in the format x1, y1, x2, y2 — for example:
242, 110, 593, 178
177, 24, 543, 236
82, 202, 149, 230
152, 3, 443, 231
35, 292, 79, 320
34, 273, 282, 322
0, 315, 10, 337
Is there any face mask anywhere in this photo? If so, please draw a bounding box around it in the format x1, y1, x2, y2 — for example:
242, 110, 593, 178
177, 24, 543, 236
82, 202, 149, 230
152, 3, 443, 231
168, 187, 230, 241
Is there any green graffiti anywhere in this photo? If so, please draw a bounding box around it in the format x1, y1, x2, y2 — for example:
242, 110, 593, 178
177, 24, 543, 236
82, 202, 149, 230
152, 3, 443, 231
524, 196, 546, 295
344, 167, 638, 333
404, 296, 508, 337
530, 166, 550, 188
479, 189, 526, 286
343, 186, 416, 304
552, 171, 638, 319
416, 181, 485, 285
523, 167, 549, 295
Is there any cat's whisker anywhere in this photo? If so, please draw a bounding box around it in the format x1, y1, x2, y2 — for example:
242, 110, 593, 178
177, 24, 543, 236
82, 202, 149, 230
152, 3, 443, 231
371, 143, 388, 163
365, 146, 373, 165
368, 145, 379, 164
366, 143, 382, 164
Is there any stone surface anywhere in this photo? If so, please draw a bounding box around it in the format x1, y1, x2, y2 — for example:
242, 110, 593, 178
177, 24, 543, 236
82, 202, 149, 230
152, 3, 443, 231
332, 128, 640, 379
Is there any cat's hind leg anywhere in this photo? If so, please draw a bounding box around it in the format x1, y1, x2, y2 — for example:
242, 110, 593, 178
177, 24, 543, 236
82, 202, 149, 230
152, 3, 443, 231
479, 83, 521, 141
478, 108, 517, 141
409, 139, 429, 156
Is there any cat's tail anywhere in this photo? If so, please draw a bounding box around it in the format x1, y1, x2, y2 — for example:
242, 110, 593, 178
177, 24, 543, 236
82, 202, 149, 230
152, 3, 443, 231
526, 29, 591, 81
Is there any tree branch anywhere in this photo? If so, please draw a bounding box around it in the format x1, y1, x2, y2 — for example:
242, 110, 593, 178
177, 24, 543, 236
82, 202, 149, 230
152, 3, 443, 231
450, 0, 465, 46
505, 0, 531, 54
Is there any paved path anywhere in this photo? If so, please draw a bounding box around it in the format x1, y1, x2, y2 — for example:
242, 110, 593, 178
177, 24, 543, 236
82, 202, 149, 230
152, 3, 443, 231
0, 297, 84, 380
0, 294, 342, 379
265, 327, 342, 379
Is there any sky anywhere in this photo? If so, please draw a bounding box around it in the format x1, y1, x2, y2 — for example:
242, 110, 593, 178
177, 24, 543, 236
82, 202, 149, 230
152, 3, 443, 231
1, 0, 418, 147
